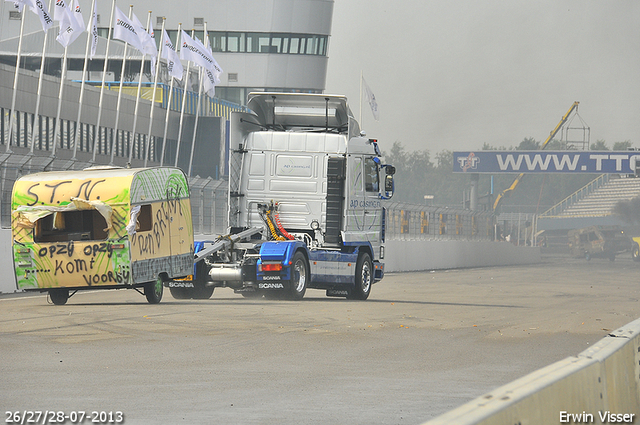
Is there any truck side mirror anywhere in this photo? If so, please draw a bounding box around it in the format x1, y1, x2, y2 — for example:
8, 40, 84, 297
385, 165, 396, 175
384, 174, 394, 194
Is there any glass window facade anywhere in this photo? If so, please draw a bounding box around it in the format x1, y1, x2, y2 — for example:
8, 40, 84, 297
161, 30, 328, 56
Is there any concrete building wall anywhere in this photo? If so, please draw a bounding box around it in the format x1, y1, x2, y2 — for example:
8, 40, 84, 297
0, 1, 333, 42
384, 239, 540, 272
0, 0, 334, 95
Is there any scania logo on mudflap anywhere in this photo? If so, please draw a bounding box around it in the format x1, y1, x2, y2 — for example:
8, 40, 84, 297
168, 281, 194, 288
259, 283, 284, 289
262, 275, 281, 281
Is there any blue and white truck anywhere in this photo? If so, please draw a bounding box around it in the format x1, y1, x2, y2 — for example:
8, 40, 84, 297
168, 92, 395, 300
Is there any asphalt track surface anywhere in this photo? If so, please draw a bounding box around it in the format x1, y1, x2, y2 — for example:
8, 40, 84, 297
2, 253, 640, 425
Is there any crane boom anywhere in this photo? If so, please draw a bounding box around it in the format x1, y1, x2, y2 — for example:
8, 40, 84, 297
492, 101, 580, 211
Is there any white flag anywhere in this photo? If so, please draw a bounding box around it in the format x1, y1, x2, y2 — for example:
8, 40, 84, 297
56, 0, 84, 47
147, 26, 157, 78
202, 44, 222, 97
202, 67, 216, 98
24, 0, 54, 32
131, 13, 157, 58
161, 29, 183, 80
89, 0, 98, 57
131, 13, 157, 77
180, 30, 215, 71
112, 7, 145, 53
210, 49, 223, 84
362, 77, 380, 121
53, 0, 67, 21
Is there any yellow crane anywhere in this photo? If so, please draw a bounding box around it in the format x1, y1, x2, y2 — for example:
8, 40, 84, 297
492, 101, 580, 212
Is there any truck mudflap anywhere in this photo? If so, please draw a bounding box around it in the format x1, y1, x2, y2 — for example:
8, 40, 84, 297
373, 261, 384, 282
256, 240, 306, 290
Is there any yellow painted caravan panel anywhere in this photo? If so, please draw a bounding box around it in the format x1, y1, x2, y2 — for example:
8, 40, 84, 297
11, 167, 193, 293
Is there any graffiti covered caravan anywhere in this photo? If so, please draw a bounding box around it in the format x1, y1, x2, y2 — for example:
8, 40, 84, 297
11, 167, 194, 304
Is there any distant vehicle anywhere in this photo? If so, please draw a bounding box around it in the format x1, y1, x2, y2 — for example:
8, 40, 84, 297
568, 225, 633, 261
631, 237, 640, 261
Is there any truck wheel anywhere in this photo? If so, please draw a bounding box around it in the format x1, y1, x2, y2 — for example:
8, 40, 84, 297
192, 262, 214, 299
633, 244, 640, 261
193, 284, 215, 299
169, 287, 189, 299
349, 253, 372, 300
145, 277, 164, 304
288, 251, 308, 300
49, 289, 69, 305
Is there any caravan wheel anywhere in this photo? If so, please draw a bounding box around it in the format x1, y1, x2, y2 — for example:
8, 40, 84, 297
145, 277, 164, 304
49, 289, 69, 305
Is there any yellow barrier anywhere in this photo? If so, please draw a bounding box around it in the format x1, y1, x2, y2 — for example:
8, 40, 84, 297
108, 86, 164, 103
423, 319, 640, 424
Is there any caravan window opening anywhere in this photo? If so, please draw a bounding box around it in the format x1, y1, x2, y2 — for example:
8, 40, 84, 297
34, 210, 108, 242
136, 205, 153, 232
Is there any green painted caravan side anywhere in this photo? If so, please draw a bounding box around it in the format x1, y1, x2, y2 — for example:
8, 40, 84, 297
11, 167, 194, 291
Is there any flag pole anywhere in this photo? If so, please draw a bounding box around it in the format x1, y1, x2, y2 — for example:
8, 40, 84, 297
6, 5, 27, 154
92, 0, 116, 163
127, 10, 152, 166
160, 23, 181, 166
49, 44, 70, 162
29, 0, 56, 157
144, 18, 165, 167
50, 0, 83, 166
71, 0, 96, 164
187, 23, 207, 178
110, 4, 133, 165
359, 70, 363, 128
174, 29, 194, 168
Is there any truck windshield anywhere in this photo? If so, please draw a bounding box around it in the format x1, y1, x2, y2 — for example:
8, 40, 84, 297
34, 210, 108, 242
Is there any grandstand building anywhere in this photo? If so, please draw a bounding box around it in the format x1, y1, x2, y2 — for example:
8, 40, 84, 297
0, 0, 333, 225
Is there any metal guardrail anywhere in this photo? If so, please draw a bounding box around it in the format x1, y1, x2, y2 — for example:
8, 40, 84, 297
85, 82, 249, 119
384, 202, 495, 241
424, 317, 640, 424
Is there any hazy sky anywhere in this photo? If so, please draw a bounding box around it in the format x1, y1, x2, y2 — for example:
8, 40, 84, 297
325, 0, 640, 155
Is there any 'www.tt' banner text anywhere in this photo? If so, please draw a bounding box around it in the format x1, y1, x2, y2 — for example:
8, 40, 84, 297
453, 151, 640, 174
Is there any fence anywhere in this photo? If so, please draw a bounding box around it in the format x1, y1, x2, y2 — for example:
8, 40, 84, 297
95, 82, 248, 119
495, 212, 538, 246
1, 172, 497, 242
189, 176, 228, 235
384, 202, 495, 241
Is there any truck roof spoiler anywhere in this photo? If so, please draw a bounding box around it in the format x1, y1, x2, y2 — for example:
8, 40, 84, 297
246, 92, 360, 135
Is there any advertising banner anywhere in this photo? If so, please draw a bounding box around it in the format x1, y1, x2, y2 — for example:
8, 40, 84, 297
453, 151, 640, 174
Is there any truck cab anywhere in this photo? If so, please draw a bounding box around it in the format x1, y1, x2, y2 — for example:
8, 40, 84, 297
178, 92, 395, 301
